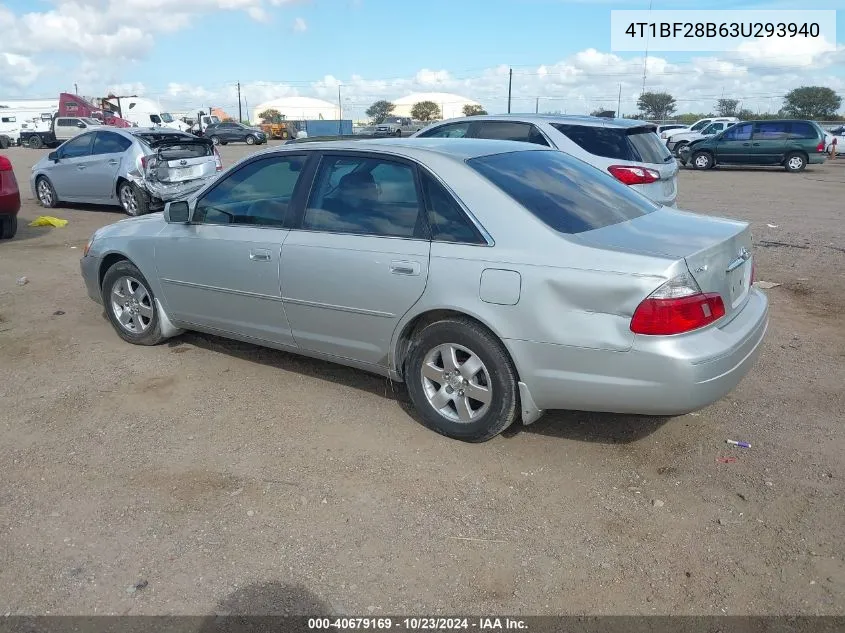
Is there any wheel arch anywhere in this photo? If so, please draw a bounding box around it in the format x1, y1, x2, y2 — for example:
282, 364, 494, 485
390, 307, 522, 384
98, 252, 131, 291
783, 149, 809, 165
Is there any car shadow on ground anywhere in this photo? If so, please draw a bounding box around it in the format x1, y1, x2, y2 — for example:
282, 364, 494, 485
195, 581, 335, 632
173, 332, 668, 445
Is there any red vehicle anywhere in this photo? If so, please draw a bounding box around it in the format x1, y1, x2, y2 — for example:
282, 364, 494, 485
58, 93, 132, 128
0, 154, 20, 239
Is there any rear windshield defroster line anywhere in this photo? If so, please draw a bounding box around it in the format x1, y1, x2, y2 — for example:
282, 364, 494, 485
467, 150, 659, 235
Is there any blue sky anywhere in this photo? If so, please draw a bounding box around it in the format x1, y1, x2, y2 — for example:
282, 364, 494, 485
1, 0, 843, 118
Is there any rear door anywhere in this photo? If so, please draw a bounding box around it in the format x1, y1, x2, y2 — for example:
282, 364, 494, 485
787, 121, 822, 156
714, 123, 753, 164
751, 122, 789, 164
73, 131, 132, 200
280, 152, 431, 366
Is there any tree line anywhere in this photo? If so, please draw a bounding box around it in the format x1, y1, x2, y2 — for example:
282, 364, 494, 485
365, 100, 487, 123
628, 86, 842, 122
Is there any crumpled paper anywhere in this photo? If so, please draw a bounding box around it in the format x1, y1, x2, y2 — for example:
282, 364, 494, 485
29, 216, 68, 228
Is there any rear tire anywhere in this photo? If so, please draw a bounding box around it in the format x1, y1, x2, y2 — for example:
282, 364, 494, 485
784, 152, 807, 172
102, 260, 165, 346
405, 318, 519, 442
29, 136, 44, 149
0, 215, 17, 239
0, 136, 9, 150
118, 181, 150, 217
35, 176, 58, 208
692, 151, 714, 170
210, 135, 220, 146
394, 129, 402, 137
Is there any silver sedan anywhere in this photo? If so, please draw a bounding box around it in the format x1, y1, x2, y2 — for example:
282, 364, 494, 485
80, 139, 768, 442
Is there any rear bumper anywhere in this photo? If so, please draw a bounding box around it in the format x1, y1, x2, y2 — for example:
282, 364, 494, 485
809, 153, 827, 165
507, 288, 769, 416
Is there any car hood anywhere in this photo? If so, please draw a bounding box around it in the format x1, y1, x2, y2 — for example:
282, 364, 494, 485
93, 212, 165, 240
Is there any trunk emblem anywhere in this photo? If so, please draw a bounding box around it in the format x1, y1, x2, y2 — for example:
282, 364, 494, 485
179, 159, 187, 166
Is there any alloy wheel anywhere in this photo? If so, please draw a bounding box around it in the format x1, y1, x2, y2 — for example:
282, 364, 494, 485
421, 343, 492, 423
110, 276, 153, 334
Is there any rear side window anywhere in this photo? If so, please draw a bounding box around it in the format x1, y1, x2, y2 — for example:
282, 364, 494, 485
418, 122, 471, 138
468, 150, 657, 235
553, 124, 671, 164
92, 132, 132, 155
475, 121, 549, 146
421, 174, 484, 244
788, 122, 819, 139
753, 122, 789, 140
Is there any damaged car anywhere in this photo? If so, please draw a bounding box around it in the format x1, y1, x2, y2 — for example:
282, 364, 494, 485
31, 128, 222, 216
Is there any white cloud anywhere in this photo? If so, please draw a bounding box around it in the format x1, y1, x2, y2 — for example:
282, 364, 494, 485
0, 52, 43, 87
293, 17, 307, 31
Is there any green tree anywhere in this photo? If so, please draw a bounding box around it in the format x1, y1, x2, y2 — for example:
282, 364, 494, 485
782, 86, 842, 119
365, 100, 395, 124
636, 91, 677, 120
736, 108, 755, 120
411, 101, 441, 122
258, 108, 284, 124
716, 98, 739, 117
462, 104, 487, 116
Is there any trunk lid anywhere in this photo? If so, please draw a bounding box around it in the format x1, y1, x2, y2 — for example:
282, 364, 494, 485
575, 207, 754, 317
147, 137, 217, 184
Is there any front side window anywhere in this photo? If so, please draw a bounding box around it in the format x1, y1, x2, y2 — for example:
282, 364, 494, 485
57, 119, 79, 127
92, 132, 133, 155
303, 155, 423, 238
468, 149, 657, 235
193, 155, 306, 227
690, 120, 711, 131
150, 114, 162, 124
418, 122, 471, 138
722, 123, 752, 141
702, 123, 725, 134
60, 133, 95, 158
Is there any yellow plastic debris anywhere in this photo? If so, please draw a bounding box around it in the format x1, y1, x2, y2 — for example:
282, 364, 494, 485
29, 216, 68, 228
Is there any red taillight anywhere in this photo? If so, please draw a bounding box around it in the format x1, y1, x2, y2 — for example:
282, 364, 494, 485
608, 165, 660, 185
816, 141, 825, 152
140, 155, 148, 170
0, 155, 12, 171
631, 293, 726, 335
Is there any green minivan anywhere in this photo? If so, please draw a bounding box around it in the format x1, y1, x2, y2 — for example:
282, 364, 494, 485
678, 120, 828, 172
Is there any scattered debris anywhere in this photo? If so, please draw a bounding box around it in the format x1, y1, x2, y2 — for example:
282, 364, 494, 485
29, 216, 68, 228
16, 276, 28, 286
53, 310, 65, 316
717, 457, 737, 464
726, 440, 751, 449
754, 281, 781, 289
229, 487, 243, 497
826, 245, 845, 254
321, 498, 328, 504
765, 481, 774, 487
651, 499, 665, 508
737, 493, 747, 501
766, 224, 779, 228
758, 240, 809, 250
246, 510, 255, 517
449, 536, 508, 544
126, 580, 148, 594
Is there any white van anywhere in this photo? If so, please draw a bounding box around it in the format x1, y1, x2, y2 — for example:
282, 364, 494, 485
121, 98, 190, 131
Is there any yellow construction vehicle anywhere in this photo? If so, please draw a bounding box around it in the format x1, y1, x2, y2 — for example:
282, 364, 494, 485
259, 112, 291, 140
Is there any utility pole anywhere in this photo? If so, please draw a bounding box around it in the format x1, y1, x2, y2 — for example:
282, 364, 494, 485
641, 0, 653, 96
535, 97, 539, 114
74, 83, 78, 95
617, 84, 622, 118
237, 82, 242, 123
338, 84, 343, 134
507, 68, 513, 114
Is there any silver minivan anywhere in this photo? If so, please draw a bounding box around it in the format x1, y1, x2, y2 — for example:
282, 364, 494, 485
414, 114, 679, 206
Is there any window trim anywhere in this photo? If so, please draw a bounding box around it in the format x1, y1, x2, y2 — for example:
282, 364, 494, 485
190, 152, 315, 230
418, 166, 493, 246
292, 150, 431, 242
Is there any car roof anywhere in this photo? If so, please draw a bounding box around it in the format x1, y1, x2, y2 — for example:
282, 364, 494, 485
269, 137, 555, 161
422, 113, 654, 129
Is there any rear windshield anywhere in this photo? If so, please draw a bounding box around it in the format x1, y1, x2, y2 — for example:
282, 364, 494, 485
552, 124, 672, 164
134, 132, 195, 145
468, 150, 658, 235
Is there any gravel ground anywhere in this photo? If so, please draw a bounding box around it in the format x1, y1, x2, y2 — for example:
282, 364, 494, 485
1, 143, 843, 616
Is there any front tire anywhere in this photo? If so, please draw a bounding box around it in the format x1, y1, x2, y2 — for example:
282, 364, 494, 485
29, 136, 44, 149
405, 318, 519, 442
245, 134, 256, 145
692, 151, 714, 170
118, 182, 149, 217
102, 260, 165, 346
784, 152, 807, 172
210, 135, 220, 146
394, 129, 402, 137
36, 176, 58, 208
0, 215, 17, 239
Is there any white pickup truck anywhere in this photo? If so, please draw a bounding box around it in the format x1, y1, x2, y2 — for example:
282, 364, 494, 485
666, 118, 739, 157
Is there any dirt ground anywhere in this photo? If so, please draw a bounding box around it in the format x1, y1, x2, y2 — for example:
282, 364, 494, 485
1, 143, 843, 617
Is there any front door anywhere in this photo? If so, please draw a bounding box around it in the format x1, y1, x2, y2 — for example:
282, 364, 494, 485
714, 123, 754, 164
280, 153, 431, 367
154, 154, 310, 347
48, 132, 96, 200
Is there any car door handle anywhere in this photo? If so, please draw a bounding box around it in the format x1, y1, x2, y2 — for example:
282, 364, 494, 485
108, 159, 119, 166
390, 260, 420, 276
77, 165, 86, 170
249, 249, 271, 262
742, 143, 751, 146
752, 143, 761, 146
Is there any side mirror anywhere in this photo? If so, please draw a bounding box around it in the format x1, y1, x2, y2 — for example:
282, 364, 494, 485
164, 200, 191, 223
77, 122, 85, 128
48, 151, 59, 162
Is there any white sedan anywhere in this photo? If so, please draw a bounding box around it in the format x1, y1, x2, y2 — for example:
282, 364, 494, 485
825, 126, 844, 156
